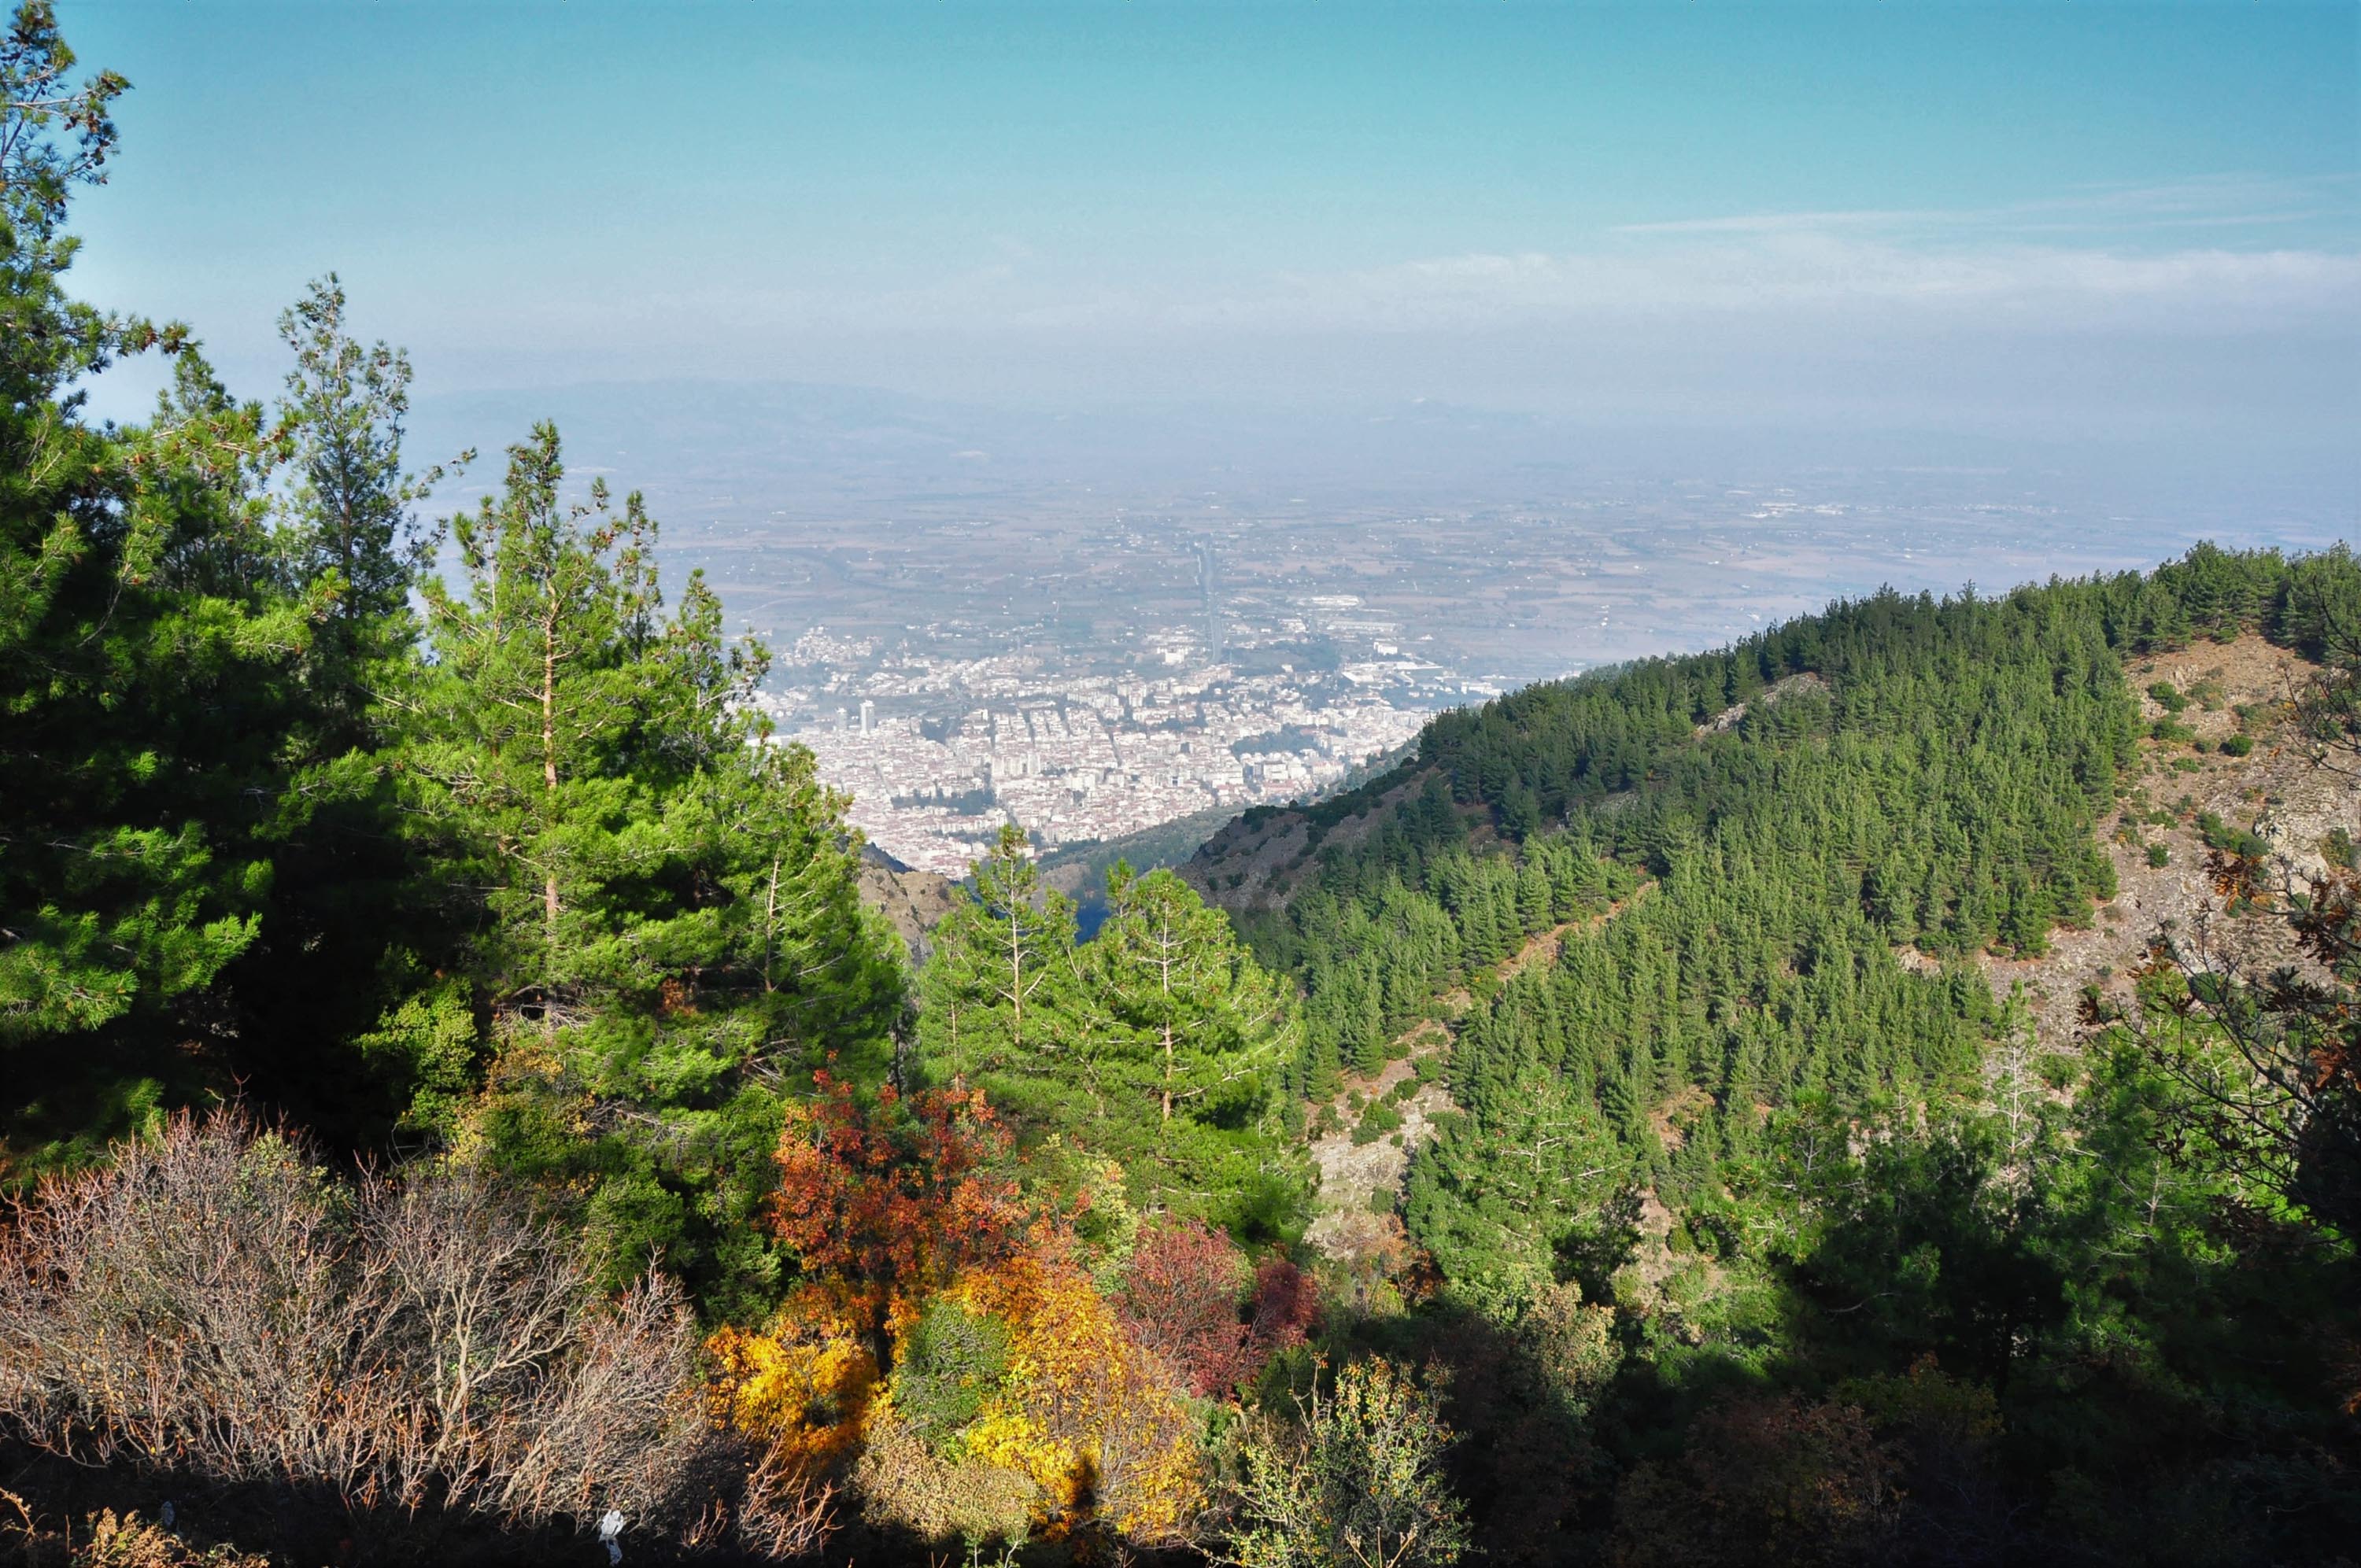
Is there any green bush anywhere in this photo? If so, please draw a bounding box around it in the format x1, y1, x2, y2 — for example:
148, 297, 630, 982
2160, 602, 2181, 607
2220, 734, 2255, 758
1221, 1358, 1470, 1568
1353, 1101, 1404, 1146
892, 1297, 1012, 1453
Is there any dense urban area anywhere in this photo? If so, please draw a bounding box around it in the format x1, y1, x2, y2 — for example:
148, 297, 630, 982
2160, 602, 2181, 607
763, 623, 1435, 873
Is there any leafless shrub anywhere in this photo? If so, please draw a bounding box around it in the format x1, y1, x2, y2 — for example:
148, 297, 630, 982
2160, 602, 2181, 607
0, 1110, 702, 1541
733, 1444, 841, 1561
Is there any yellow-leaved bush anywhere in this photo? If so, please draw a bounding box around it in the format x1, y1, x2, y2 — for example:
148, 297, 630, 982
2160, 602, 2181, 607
708, 1249, 1205, 1551
943, 1249, 1206, 1544
707, 1284, 879, 1477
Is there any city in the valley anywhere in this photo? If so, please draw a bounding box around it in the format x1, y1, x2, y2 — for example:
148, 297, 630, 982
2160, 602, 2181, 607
752, 603, 1449, 876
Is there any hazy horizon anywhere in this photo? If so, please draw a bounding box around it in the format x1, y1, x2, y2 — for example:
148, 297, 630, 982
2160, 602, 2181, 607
61, 0, 2359, 506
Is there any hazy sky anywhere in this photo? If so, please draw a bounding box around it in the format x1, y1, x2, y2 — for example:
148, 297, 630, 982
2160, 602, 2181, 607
61, 2, 2361, 456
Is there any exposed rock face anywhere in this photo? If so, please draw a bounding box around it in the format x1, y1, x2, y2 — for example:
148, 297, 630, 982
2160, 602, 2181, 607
1184, 769, 1432, 915
1976, 636, 2352, 1051
1694, 670, 1828, 737
855, 843, 959, 968
1302, 1046, 1454, 1260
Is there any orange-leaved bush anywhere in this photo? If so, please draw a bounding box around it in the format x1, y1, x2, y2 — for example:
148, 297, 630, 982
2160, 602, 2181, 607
767, 1070, 1025, 1360
706, 1284, 878, 1478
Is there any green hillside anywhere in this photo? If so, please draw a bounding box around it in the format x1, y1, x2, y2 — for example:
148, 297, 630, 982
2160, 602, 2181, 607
1183, 543, 2361, 1561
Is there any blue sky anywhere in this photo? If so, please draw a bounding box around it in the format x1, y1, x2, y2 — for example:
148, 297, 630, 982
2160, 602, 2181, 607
60, 2, 2361, 451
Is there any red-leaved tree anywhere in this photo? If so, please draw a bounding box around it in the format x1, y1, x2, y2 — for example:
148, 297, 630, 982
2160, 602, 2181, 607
1117, 1219, 1321, 1399
1119, 1219, 1251, 1396
1249, 1254, 1318, 1360
768, 1072, 1024, 1365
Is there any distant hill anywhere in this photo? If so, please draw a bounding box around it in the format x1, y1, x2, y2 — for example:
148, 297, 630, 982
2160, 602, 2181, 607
855, 842, 959, 967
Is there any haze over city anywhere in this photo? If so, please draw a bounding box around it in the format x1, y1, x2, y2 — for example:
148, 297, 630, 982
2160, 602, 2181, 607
58, 1, 2361, 866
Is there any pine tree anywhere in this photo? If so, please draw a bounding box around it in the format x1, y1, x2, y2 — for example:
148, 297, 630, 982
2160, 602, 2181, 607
389, 422, 901, 1305
267, 274, 466, 719
221, 279, 469, 1148
1080, 864, 1298, 1219
916, 822, 1080, 1120
0, 16, 317, 1153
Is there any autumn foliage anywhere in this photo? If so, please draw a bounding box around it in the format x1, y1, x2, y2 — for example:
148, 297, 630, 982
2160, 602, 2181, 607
1118, 1219, 1319, 1398
929, 1249, 1206, 1543
707, 1075, 1230, 1553
767, 1071, 1025, 1352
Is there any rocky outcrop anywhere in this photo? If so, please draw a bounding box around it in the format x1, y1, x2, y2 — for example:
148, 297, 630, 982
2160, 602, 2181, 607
855, 843, 959, 968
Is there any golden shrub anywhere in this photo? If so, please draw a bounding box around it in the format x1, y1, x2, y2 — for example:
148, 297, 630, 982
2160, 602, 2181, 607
706, 1285, 878, 1477
940, 1251, 1207, 1544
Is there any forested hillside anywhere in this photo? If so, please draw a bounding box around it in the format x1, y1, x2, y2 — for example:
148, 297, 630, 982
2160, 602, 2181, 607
2, 9, 2356, 1566
1188, 544, 2361, 1562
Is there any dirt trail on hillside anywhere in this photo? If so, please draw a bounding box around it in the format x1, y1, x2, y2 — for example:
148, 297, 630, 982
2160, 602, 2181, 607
1302, 886, 1651, 1258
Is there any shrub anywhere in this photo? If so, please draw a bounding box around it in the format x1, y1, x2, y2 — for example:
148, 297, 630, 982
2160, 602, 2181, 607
1247, 1256, 1320, 1360
2148, 843, 2171, 868
1118, 1222, 1320, 1402
1610, 1394, 1901, 1567
0, 1499, 275, 1567
706, 1286, 879, 1477
1118, 1219, 1252, 1397
1519, 1281, 1620, 1423
851, 1402, 1038, 1550
1353, 1102, 1404, 1146
0, 1111, 703, 1537
765, 1072, 1025, 1360
2220, 733, 2255, 758
895, 1298, 1014, 1452
2148, 681, 2186, 712
946, 1253, 1206, 1546
1217, 1356, 1469, 1567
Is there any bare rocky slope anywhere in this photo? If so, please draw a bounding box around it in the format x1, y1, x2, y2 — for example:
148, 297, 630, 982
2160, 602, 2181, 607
1979, 635, 2352, 1050
855, 843, 959, 968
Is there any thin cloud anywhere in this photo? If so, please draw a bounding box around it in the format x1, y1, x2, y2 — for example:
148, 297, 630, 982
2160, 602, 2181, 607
609, 183, 2361, 349
1614, 174, 2358, 238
